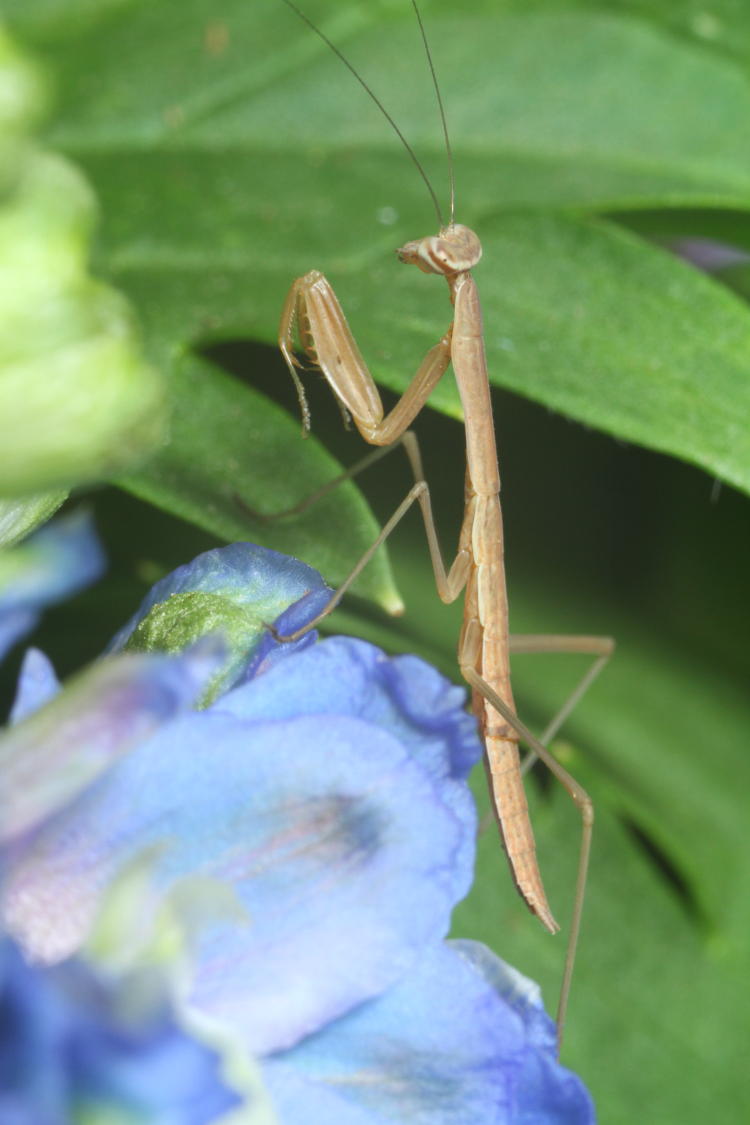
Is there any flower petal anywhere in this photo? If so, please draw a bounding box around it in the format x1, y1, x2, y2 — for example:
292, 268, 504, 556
262, 942, 595, 1125
218, 636, 481, 781
0, 939, 244, 1124
217, 636, 481, 904
450, 940, 596, 1123
9, 647, 60, 724
0, 510, 104, 661
0, 640, 223, 845
4, 703, 470, 1054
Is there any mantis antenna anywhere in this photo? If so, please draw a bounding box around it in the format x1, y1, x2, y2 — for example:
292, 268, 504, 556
279, 0, 452, 228
407, 0, 456, 226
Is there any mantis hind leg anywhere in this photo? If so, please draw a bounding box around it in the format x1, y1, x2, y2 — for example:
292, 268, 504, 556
508, 635, 615, 775
463, 662, 603, 1053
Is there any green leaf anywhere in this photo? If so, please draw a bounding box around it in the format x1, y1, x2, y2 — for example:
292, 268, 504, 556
34, 6, 750, 210
123, 354, 401, 609
471, 213, 750, 492
6, 0, 750, 514
0, 492, 68, 549
487, 0, 750, 73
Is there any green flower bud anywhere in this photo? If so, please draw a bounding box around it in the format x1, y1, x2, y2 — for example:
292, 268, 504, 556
0, 30, 167, 496
0, 151, 167, 494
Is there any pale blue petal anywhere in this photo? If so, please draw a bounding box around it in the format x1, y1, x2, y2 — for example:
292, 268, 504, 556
0, 1100, 51, 1124
0, 511, 104, 661
449, 941, 596, 1124
4, 708, 468, 1053
263, 942, 595, 1125
9, 648, 60, 724
450, 939, 552, 1048
0, 641, 223, 848
216, 637, 481, 904
218, 636, 480, 781
1, 939, 241, 1123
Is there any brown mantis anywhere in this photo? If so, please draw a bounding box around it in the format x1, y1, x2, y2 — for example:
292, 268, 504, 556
275, 0, 613, 1045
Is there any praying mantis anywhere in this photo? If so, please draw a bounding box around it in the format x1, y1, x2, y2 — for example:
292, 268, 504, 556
274, 0, 613, 1044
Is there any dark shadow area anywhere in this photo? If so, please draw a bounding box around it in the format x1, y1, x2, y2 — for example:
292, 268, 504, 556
623, 816, 708, 932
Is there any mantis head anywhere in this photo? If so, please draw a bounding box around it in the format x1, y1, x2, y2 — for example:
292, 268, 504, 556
397, 224, 482, 276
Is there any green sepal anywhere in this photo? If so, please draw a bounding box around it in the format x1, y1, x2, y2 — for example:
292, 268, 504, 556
122, 590, 270, 707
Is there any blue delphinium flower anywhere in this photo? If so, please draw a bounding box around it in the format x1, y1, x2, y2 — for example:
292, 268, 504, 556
1, 537, 596, 1124
0, 509, 104, 662
0, 516, 252, 1123
0, 938, 241, 1124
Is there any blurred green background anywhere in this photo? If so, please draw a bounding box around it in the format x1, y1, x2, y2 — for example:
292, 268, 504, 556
2, 1, 749, 1120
